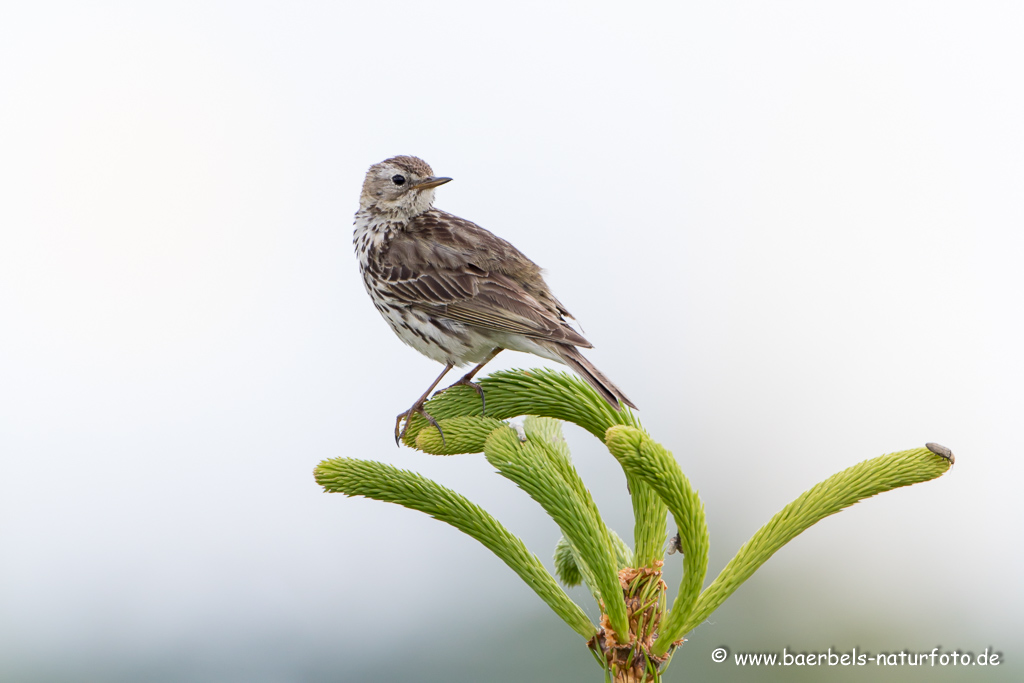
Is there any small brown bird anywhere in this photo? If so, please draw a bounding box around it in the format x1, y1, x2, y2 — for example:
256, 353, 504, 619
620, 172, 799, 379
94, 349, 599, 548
353, 155, 635, 443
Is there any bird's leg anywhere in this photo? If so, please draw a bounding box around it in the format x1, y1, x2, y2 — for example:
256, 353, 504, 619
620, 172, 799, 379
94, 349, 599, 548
396, 363, 453, 446
434, 348, 503, 415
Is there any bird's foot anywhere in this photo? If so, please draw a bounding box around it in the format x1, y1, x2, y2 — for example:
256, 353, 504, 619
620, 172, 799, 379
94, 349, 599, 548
395, 402, 445, 447
433, 375, 487, 415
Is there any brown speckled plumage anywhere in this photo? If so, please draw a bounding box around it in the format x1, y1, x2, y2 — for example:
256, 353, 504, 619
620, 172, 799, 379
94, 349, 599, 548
353, 155, 635, 442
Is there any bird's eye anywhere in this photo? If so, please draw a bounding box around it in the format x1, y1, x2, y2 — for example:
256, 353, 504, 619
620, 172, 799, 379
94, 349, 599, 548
391, 174, 406, 186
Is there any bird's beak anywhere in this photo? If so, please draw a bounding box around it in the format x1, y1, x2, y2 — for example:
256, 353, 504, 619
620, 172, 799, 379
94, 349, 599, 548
413, 176, 452, 190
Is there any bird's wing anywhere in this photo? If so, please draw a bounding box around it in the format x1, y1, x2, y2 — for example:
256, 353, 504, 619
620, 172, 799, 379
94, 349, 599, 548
374, 213, 591, 347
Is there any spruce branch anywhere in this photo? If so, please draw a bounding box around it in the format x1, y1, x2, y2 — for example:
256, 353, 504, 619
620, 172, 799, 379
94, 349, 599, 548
604, 426, 709, 655
413, 415, 506, 455
554, 536, 584, 587
680, 445, 954, 635
484, 420, 631, 639
401, 368, 643, 446
554, 530, 635, 591
313, 457, 596, 639
318, 368, 956, 682
626, 475, 668, 569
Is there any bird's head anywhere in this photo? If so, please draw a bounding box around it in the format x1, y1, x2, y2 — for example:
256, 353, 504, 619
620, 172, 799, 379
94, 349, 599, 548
359, 155, 452, 219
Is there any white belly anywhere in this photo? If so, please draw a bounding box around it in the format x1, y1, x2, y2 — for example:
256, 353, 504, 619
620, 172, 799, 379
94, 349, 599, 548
381, 305, 499, 366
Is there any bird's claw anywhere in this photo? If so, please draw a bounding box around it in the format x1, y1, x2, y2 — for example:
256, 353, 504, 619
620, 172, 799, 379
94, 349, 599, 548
395, 403, 446, 447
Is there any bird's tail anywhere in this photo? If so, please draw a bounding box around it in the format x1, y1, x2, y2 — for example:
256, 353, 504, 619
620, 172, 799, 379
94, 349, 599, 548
551, 344, 637, 411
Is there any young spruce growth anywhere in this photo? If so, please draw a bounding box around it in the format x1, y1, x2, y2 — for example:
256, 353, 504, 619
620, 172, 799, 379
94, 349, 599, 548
314, 369, 953, 682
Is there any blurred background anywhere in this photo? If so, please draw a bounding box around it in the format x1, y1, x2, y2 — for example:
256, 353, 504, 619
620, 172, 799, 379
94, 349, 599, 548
1, 1, 1021, 681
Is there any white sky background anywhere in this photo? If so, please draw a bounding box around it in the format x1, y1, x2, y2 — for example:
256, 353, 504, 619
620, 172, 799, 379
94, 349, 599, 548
1, 1, 1022, 680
